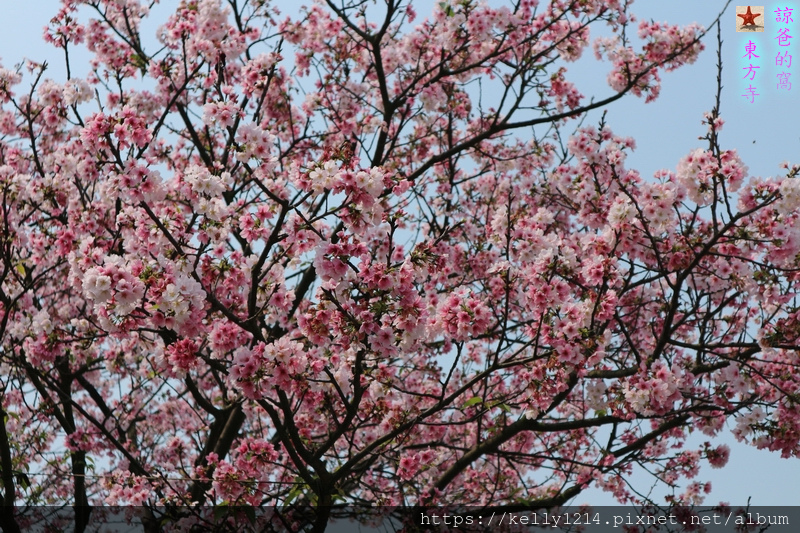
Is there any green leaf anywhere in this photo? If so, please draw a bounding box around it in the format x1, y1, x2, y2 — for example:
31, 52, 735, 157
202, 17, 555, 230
496, 403, 512, 413
285, 483, 304, 506
15, 473, 30, 489
244, 507, 257, 526
213, 502, 229, 521
463, 396, 483, 408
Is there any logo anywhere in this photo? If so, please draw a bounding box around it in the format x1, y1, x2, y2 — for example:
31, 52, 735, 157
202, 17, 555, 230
737, 6, 765, 32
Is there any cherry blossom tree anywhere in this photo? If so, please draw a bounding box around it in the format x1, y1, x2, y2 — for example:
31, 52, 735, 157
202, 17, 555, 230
1, 0, 798, 531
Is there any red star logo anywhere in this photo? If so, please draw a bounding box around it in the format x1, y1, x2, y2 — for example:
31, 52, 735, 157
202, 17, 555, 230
738, 6, 761, 26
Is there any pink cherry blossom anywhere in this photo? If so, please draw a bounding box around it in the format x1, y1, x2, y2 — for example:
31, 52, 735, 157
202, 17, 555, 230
1, 0, 797, 530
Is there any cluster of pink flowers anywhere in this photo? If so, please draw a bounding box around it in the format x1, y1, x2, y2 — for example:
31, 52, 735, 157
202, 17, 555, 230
82, 258, 146, 318
596, 21, 703, 102
229, 337, 319, 399
3, 0, 800, 522
677, 148, 749, 205
435, 288, 492, 342
104, 472, 153, 506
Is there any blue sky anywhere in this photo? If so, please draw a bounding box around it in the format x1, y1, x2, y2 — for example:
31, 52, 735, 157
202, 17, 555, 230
1, 0, 798, 507
564, 2, 800, 504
